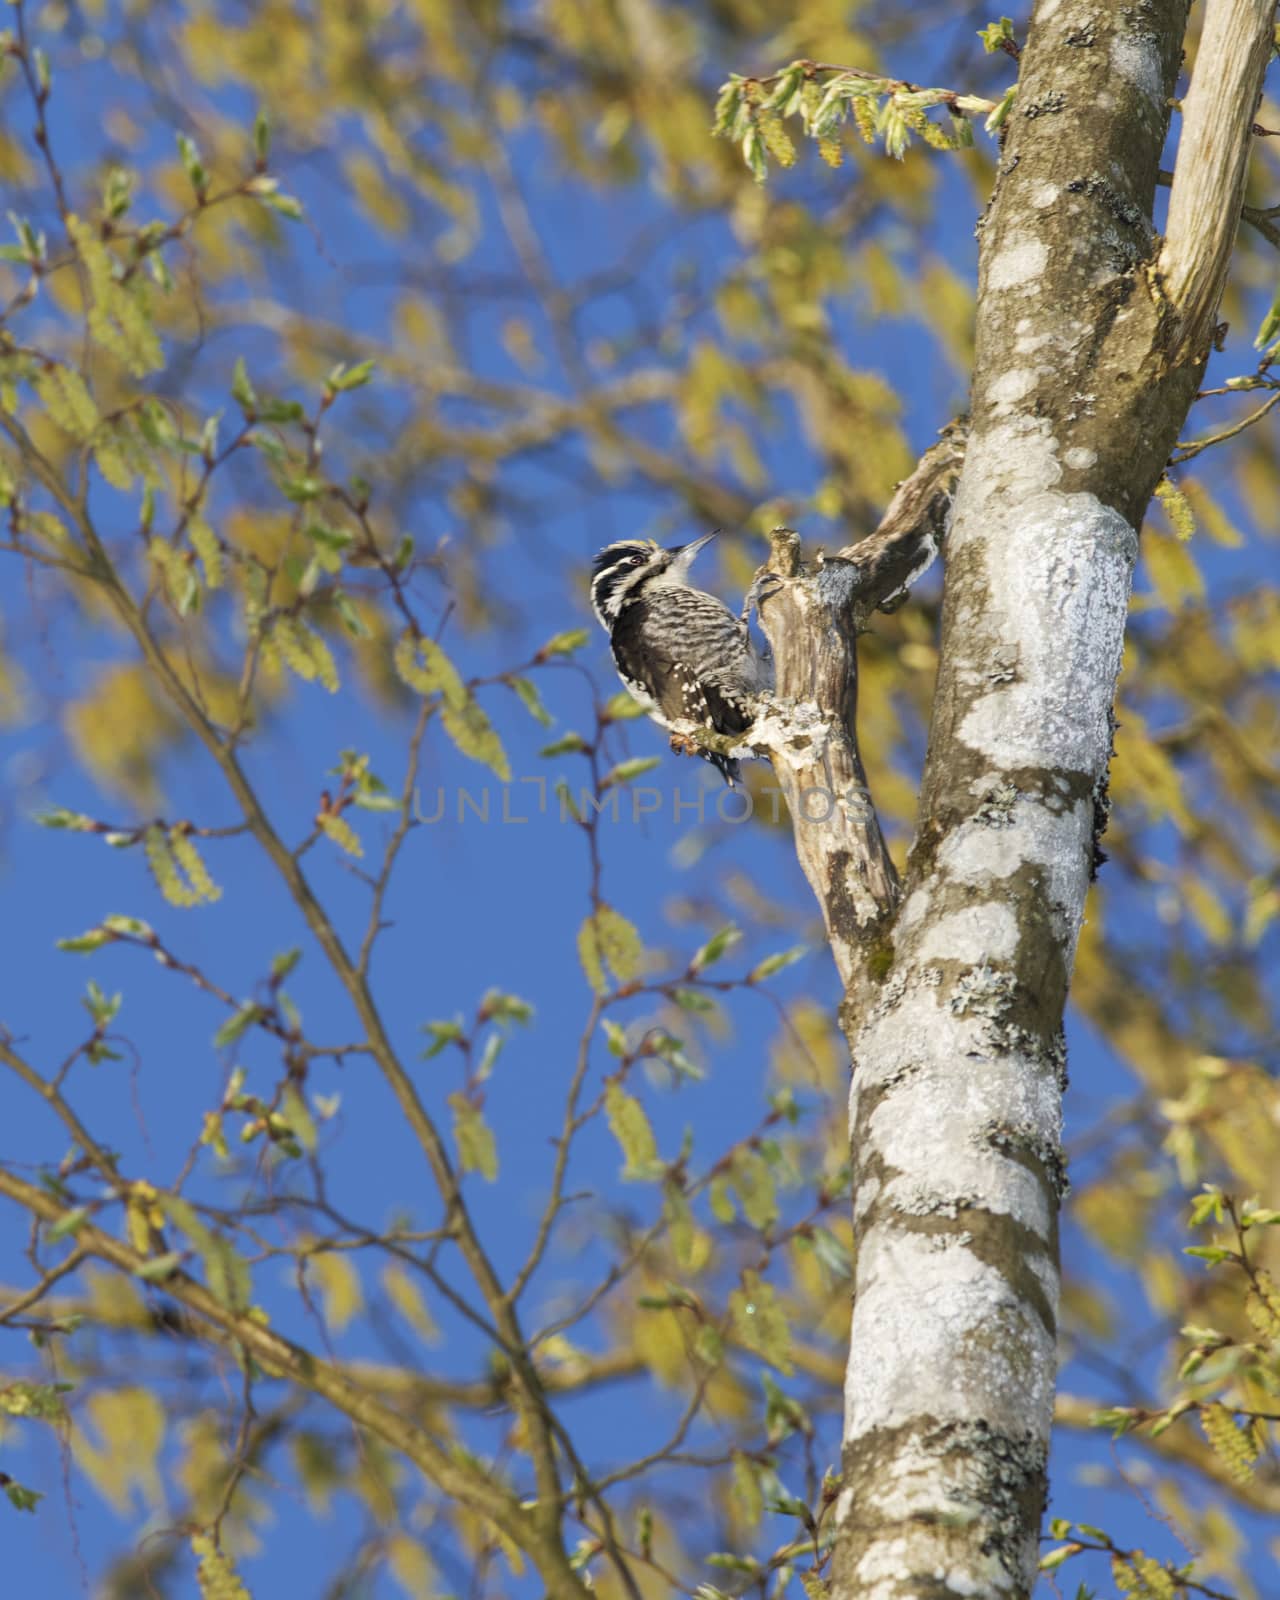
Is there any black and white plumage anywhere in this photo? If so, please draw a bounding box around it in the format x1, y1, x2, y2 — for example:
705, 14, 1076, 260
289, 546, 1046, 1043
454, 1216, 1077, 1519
590, 534, 770, 785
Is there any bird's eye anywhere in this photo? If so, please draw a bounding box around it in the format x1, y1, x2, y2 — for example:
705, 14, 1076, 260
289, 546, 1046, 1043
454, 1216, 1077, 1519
627, 554, 644, 567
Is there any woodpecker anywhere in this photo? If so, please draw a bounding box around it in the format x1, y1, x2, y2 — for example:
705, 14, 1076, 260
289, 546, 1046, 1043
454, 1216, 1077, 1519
590, 534, 771, 785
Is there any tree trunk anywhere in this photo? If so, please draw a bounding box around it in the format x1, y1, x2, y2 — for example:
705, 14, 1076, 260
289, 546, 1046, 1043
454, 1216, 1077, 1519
740, 0, 1274, 1592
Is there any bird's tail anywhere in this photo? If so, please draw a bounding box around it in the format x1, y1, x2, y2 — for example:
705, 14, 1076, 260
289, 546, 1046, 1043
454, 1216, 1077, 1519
706, 750, 740, 787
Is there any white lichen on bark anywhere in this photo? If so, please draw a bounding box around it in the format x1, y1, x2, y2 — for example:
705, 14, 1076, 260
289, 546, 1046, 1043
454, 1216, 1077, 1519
822, 1, 1274, 1595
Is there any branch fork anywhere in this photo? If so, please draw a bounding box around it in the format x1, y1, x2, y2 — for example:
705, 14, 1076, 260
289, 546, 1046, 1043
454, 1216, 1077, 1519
720, 424, 966, 992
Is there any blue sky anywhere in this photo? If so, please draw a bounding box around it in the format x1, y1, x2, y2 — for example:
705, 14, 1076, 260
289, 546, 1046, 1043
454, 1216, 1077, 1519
0, 4, 1275, 1596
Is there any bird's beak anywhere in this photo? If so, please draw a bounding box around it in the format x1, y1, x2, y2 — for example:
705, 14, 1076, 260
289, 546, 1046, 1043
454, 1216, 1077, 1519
669, 530, 719, 576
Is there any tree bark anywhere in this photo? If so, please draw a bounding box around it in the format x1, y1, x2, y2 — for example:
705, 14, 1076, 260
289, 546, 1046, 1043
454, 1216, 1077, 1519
741, 426, 965, 997
759, 1, 1275, 1593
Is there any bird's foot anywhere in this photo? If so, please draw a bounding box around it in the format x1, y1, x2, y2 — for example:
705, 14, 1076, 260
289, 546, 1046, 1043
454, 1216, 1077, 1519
668, 730, 700, 757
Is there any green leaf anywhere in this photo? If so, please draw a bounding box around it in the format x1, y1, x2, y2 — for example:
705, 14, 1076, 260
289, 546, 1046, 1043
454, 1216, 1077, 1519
648, 1030, 702, 1081
985, 85, 1017, 133
1040, 1545, 1082, 1573
479, 990, 534, 1025
671, 987, 718, 1016
328, 359, 376, 392
690, 925, 741, 973
161, 1195, 251, 1309
1255, 282, 1280, 348
474, 1032, 503, 1083
257, 397, 305, 424
728, 1272, 793, 1372
812, 1225, 853, 1281
748, 945, 808, 982
1089, 1406, 1140, 1437
978, 16, 1016, 51
537, 628, 589, 659
231, 358, 257, 415
261, 191, 305, 221
742, 124, 768, 181
731, 1147, 779, 1231
213, 1003, 262, 1050
282, 1083, 318, 1155
56, 927, 111, 953
768, 1493, 814, 1525
540, 732, 590, 757
601, 757, 662, 789
271, 947, 302, 982
605, 1082, 662, 1180
709, 1175, 736, 1224
665, 1182, 698, 1267
333, 591, 368, 638
83, 979, 122, 1026
280, 475, 326, 503
449, 1094, 498, 1180
602, 691, 649, 722
509, 676, 553, 726
5, 1483, 42, 1513
0, 1380, 73, 1420
47, 1206, 90, 1243
176, 132, 207, 194
135, 1250, 184, 1281
421, 1018, 466, 1059
707, 1553, 762, 1574
34, 808, 96, 831
602, 1019, 629, 1057
1189, 1186, 1224, 1226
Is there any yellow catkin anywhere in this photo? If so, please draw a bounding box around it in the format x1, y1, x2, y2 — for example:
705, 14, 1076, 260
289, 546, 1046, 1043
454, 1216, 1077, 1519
757, 112, 797, 168
274, 616, 339, 693
148, 539, 195, 612
393, 628, 466, 706
318, 812, 363, 858
187, 515, 225, 588
169, 829, 221, 903
35, 363, 99, 440
1245, 1270, 1280, 1340
1113, 1553, 1176, 1600
1155, 475, 1196, 541
144, 824, 197, 906
191, 1533, 251, 1600
1200, 1402, 1259, 1483
69, 214, 163, 376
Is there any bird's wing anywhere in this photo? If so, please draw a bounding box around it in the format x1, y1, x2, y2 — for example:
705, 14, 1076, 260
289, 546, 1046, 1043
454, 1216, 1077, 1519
611, 596, 754, 736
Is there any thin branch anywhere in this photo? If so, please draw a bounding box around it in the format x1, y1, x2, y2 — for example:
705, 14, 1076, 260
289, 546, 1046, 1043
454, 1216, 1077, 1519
0, 1246, 87, 1327
1170, 390, 1280, 462
1158, 0, 1275, 357
0, 1169, 591, 1600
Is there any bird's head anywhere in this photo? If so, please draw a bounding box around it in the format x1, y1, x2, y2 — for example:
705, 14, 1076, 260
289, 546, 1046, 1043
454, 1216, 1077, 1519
589, 533, 717, 627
